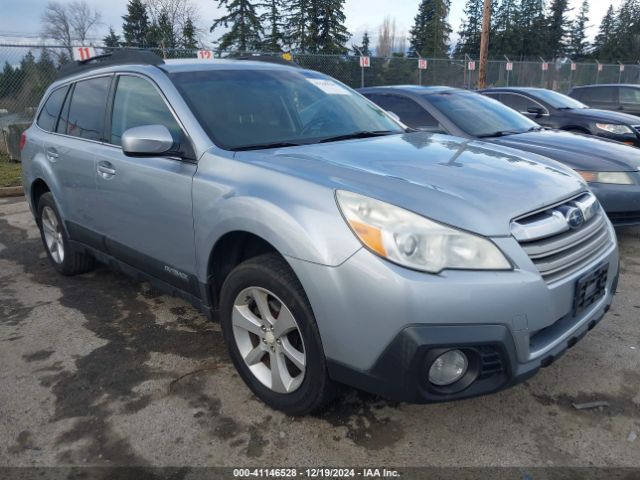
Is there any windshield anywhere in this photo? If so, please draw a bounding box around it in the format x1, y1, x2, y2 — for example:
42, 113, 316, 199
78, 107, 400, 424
525, 89, 588, 109
427, 92, 540, 137
170, 69, 404, 150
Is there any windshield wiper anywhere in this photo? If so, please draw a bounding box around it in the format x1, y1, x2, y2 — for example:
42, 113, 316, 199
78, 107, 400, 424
317, 130, 395, 143
476, 129, 526, 138
231, 141, 303, 151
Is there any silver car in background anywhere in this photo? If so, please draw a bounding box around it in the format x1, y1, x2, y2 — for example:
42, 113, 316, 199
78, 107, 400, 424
20, 51, 619, 415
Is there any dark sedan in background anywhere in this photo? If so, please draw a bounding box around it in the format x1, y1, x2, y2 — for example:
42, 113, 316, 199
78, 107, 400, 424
479, 87, 640, 147
359, 85, 640, 226
569, 84, 640, 117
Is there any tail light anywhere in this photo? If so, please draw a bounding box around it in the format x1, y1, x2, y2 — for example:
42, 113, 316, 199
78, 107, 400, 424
19, 132, 26, 151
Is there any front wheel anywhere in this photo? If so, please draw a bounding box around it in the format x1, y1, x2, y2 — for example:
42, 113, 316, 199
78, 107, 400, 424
219, 253, 336, 415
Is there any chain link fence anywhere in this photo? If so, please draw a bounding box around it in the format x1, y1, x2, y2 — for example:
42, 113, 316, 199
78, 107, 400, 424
1, 43, 640, 158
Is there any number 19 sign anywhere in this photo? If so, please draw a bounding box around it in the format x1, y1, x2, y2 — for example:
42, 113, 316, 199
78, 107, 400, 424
418, 58, 428, 70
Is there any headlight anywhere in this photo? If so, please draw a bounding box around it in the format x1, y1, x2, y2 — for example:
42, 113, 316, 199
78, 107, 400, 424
595, 123, 633, 135
335, 190, 511, 273
576, 171, 635, 185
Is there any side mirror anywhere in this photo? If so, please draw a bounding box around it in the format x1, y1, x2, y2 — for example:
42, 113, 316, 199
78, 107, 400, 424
387, 111, 401, 122
122, 125, 175, 157
527, 106, 545, 118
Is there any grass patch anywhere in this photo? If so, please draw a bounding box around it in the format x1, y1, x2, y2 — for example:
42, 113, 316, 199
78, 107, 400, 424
0, 153, 22, 187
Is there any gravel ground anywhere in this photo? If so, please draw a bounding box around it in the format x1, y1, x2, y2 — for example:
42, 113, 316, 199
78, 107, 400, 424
0, 196, 639, 468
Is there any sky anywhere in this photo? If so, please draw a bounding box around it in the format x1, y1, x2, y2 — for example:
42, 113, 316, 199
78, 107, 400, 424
0, 0, 622, 48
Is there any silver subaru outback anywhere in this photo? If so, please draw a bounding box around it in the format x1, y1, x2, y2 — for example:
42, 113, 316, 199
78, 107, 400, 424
20, 51, 619, 415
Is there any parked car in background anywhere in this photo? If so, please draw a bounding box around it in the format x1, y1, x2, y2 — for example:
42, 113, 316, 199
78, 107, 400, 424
569, 84, 640, 117
360, 86, 640, 226
479, 87, 640, 147
21, 52, 619, 415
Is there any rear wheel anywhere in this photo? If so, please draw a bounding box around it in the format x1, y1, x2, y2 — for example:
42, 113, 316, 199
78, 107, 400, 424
219, 253, 336, 415
37, 193, 94, 276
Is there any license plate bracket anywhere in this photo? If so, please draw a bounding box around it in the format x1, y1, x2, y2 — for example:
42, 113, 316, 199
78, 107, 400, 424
573, 263, 608, 315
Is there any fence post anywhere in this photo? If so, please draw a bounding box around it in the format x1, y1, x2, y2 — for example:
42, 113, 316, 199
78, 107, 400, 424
504, 55, 511, 87
595, 60, 601, 84
618, 62, 624, 84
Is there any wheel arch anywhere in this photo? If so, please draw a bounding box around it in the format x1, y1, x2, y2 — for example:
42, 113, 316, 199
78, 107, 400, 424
206, 230, 288, 310
30, 178, 51, 217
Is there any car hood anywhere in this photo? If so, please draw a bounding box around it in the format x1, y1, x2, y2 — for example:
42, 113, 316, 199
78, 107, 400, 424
490, 129, 640, 171
563, 107, 640, 124
235, 132, 586, 236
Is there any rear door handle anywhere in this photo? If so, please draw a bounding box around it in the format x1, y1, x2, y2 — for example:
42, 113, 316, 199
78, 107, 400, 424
46, 148, 59, 162
97, 161, 116, 178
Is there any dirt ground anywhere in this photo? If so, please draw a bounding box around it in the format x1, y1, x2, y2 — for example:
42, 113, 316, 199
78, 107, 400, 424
1, 196, 639, 468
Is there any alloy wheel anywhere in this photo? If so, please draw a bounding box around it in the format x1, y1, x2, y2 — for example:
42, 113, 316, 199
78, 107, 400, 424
232, 287, 306, 394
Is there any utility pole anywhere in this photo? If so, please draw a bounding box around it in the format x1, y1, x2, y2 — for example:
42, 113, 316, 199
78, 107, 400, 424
478, 0, 492, 89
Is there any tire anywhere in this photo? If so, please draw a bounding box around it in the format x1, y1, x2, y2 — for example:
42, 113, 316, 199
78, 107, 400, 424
37, 192, 94, 276
219, 253, 336, 415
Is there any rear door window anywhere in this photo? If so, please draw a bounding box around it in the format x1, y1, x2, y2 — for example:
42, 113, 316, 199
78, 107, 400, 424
110, 75, 182, 146
620, 87, 640, 104
37, 86, 68, 132
583, 87, 616, 103
63, 76, 111, 141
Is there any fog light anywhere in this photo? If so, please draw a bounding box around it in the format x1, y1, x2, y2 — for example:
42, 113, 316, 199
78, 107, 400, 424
428, 349, 468, 386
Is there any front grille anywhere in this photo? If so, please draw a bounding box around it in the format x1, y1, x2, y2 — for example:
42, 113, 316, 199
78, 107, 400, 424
512, 193, 613, 284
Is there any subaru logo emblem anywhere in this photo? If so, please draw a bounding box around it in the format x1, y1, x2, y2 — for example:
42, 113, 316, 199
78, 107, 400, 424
566, 207, 585, 229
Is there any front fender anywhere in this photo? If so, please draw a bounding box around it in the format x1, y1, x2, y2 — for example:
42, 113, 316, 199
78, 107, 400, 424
192, 155, 362, 281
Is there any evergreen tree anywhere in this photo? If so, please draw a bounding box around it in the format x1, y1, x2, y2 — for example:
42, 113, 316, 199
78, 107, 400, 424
514, 0, 547, 58
149, 9, 178, 48
260, 0, 286, 52
362, 31, 371, 56
568, 0, 589, 59
409, 0, 452, 58
182, 16, 198, 49
286, 0, 311, 52
547, 0, 571, 58
211, 0, 263, 52
456, 0, 483, 57
315, 0, 350, 53
351, 31, 371, 56
492, 0, 520, 56
103, 26, 121, 48
122, 0, 150, 47
593, 4, 616, 61
613, 0, 640, 62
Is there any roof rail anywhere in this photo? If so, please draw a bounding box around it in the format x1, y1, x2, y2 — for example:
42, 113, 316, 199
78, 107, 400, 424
227, 53, 302, 68
57, 49, 165, 80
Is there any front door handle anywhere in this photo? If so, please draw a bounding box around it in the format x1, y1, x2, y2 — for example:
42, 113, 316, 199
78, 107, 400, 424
97, 161, 116, 178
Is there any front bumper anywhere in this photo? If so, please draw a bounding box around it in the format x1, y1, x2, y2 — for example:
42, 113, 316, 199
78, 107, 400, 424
287, 226, 619, 403
327, 296, 614, 403
589, 181, 640, 226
